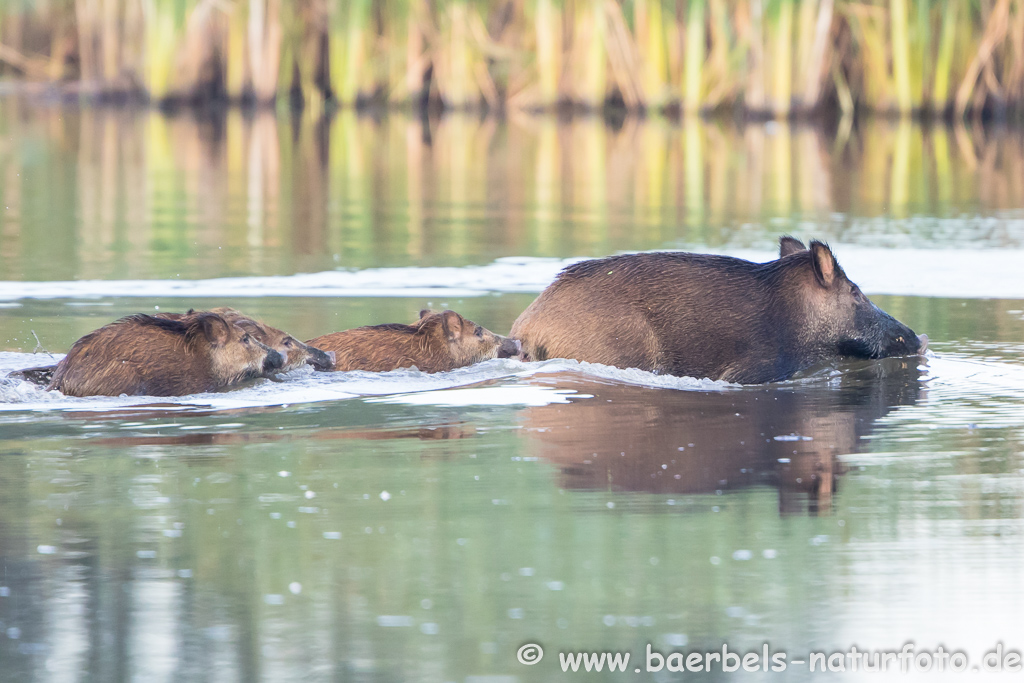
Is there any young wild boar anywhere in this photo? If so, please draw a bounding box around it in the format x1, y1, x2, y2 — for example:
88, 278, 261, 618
509, 237, 927, 384
162, 308, 335, 373
12, 308, 334, 388
307, 309, 522, 373
47, 312, 284, 397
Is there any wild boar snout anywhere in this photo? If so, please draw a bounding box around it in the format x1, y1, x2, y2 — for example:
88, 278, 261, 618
306, 346, 336, 371
263, 348, 285, 373
498, 338, 522, 359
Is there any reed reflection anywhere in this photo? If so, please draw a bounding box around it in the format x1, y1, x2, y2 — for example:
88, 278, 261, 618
1, 100, 1023, 284
521, 357, 925, 515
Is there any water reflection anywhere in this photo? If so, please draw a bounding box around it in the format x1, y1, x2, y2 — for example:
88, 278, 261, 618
1, 100, 1023, 283
81, 422, 475, 449
2, 357, 1022, 681
523, 358, 925, 515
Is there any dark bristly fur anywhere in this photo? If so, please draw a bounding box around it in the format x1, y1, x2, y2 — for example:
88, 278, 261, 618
8, 365, 57, 386
307, 309, 522, 373
47, 312, 284, 397
509, 236, 926, 384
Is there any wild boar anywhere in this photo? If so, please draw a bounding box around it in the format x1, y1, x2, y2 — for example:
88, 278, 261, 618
47, 312, 284, 397
307, 309, 522, 373
509, 237, 927, 383
162, 308, 335, 373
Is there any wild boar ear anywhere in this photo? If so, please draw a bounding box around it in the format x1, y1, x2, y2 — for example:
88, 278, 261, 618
418, 309, 434, 320
186, 308, 195, 315
234, 318, 263, 337
196, 314, 232, 347
779, 235, 807, 257
809, 241, 837, 287
440, 310, 463, 340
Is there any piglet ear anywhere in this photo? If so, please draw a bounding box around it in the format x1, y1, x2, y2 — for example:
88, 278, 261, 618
809, 241, 837, 287
419, 309, 434, 320
440, 310, 463, 341
779, 235, 807, 257
196, 313, 232, 347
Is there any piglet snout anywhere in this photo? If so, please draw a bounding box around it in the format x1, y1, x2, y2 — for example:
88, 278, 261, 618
498, 338, 523, 359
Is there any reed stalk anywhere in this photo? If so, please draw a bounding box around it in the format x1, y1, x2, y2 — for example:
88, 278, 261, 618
932, 0, 959, 110
249, 0, 283, 104
744, 0, 766, 112
330, 0, 368, 105
382, 0, 410, 102
436, 0, 478, 108
142, 0, 178, 100
682, 0, 705, 114
573, 0, 607, 109
769, 0, 794, 116
635, 0, 669, 107
534, 0, 562, 108
956, 0, 1011, 118
225, 0, 248, 100
910, 0, 931, 109
890, 0, 913, 114
801, 0, 834, 109
702, 0, 735, 108
795, 0, 817, 108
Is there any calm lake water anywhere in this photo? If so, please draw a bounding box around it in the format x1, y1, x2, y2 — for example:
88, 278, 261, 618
1, 99, 1023, 681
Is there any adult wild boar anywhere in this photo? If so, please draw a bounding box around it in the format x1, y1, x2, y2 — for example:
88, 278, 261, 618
48, 312, 284, 397
161, 308, 335, 373
509, 237, 927, 383
307, 309, 522, 373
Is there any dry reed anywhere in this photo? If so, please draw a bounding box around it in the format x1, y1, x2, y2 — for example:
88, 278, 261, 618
0, 1, 1022, 117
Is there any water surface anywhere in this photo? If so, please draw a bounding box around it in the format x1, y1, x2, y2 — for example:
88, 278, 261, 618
1, 102, 1023, 681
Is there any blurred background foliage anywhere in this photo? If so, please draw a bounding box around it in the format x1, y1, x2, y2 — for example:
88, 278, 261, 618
0, 0, 1022, 118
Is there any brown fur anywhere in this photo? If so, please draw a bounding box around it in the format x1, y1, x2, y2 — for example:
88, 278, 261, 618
307, 309, 521, 373
510, 238, 924, 383
47, 312, 284, 397
161, 308, 334, 373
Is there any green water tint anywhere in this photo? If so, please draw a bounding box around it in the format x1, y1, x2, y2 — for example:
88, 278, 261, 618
0, 350, 1022, 680
1, 100, 1024, 680
0, 101, 1023, 284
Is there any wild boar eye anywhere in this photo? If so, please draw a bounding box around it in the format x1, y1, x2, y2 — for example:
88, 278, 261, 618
241, 333, 251, 344
475, 327, 483, 338
284, 338, 294, 347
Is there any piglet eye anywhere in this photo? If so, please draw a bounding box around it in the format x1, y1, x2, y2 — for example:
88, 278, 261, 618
284, 338, 294, 347
475, 327, 483, 338
241, 333, 251, 344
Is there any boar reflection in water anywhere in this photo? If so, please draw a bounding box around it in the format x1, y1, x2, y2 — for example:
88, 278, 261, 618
522, 358, 923, 514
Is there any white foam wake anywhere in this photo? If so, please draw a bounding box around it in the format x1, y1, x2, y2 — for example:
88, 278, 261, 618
0, 247, 1022, 301
0, 352, 733, 413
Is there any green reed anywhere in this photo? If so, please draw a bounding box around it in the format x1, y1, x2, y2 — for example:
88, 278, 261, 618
0, 0, 1022, 117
